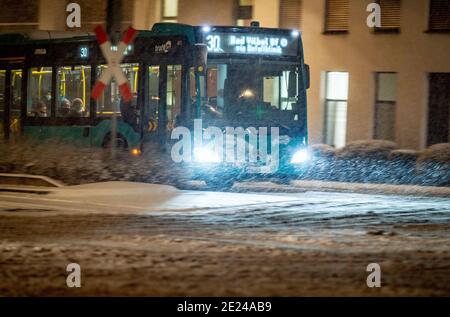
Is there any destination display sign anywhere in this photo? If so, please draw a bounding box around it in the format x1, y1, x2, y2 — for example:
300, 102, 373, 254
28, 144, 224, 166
204, 32, 298, 56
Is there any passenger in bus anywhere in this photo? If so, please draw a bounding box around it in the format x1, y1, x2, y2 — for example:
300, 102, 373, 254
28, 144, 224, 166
71, 98, 85, 117
44, 91, 52, 107
58, 98, 71, 117
32, 100, 48, 117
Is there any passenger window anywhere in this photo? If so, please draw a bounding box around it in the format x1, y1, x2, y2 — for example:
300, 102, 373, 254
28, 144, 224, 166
56, 66, 91, 117
263, 70, 296, 111
96, 63, 139, 116
166, 65, 181, 129
10, 70, 22, 134
27, 67, 52, 117
207, 64, 227, 109
11, 70, 22, 113
148, 66, 160, 121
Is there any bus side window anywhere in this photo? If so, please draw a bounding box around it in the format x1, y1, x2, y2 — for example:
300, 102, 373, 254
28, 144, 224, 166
263, 70, 296, 111
207, 64, 227, 110
27, 67, 52, 117
189, 67, 196, 118
56, 66, 91, 117
166, 65, 181, 129
96, 63, 139, 117
148, 66, 160, 121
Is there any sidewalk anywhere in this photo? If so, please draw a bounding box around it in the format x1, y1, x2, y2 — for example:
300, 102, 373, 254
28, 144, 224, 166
233, 179, 450, 197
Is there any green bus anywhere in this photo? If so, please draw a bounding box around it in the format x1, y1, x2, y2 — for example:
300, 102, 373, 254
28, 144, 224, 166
0, 23, 309, 185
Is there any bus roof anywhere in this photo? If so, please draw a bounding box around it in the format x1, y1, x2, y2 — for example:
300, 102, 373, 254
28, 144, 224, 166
0, 23, 198, 45
0, 23, 301, 47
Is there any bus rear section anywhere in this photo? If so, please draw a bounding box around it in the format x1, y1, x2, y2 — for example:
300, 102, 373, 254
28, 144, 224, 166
0, 27, 205, 156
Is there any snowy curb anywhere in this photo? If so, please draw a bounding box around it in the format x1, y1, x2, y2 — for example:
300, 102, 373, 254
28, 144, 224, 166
290, 180, 450, 198
0, 173, 64, 188
233, 180, 450, 197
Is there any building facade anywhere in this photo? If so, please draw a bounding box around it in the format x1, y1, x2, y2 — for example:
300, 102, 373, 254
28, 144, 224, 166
0, 0, 449, 150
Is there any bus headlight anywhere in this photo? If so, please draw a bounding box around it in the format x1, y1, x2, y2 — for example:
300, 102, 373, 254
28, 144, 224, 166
291, 149, 310, 164
194, 147, 221, 163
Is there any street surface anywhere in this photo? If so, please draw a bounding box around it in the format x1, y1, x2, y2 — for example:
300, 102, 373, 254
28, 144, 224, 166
0, 182, 449, 296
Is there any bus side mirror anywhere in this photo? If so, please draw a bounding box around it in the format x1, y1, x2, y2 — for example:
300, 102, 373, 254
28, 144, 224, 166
304, 64, 310, 89
194, 44, 208, 75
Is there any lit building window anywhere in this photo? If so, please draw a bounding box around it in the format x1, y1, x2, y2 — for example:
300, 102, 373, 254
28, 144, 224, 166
279, 0, 302, 30
237, 0, 253, 26
324, 0, 349, 33
375, 0, 401, 33
374, 72, 397, 141
162, 0, 178, 23
429, 0, 450, 32
324, 71, 349, 148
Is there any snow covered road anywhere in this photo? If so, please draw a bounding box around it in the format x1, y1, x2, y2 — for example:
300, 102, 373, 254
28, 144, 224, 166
0, 182, 449, 296
1, 182, 449, 231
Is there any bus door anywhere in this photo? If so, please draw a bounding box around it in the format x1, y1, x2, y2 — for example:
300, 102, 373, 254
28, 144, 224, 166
146, 63, 183, 141
0, 63, 23, 140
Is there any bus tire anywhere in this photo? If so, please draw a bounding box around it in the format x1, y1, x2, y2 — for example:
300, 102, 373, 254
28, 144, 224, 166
102, 133, 129, 150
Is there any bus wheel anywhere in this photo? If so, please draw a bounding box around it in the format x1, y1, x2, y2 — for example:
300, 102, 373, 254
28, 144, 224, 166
102, 133, 128, 150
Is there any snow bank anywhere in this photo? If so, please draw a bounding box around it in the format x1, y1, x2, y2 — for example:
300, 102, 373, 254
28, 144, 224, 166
389, 149, 420, 162
418, 143, 450, 163
0, 139, 190, 186
1, 138, 449, 188
416, 144, 450, 186
310, 144, 336, 159
336, 140, 397, 159
304, 141, 449, 186
50, 181, 180, 207
290, 179, 450, 197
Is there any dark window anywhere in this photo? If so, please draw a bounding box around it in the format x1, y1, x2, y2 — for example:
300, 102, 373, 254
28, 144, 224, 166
427, 73, 450, 145
0, 0, 38, 31
325, 0, 349, 33
279, 0, 302, 29
374, 73, 397, 141
238, 5, 253, 20
375, 0, 401, 32
237, 0, 254, 26
0, 70, 5, 138
429, 0, 450, 31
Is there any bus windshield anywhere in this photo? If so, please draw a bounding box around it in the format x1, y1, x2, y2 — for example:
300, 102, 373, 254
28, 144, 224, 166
204, 60, 299, 123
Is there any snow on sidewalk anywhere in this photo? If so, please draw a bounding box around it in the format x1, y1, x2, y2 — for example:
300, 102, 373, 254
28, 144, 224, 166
289, 179, 450, 197
232, 179, 450, 197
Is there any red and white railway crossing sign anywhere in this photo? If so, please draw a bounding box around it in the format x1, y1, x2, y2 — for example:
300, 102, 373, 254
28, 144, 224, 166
91, 26, 137, 103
